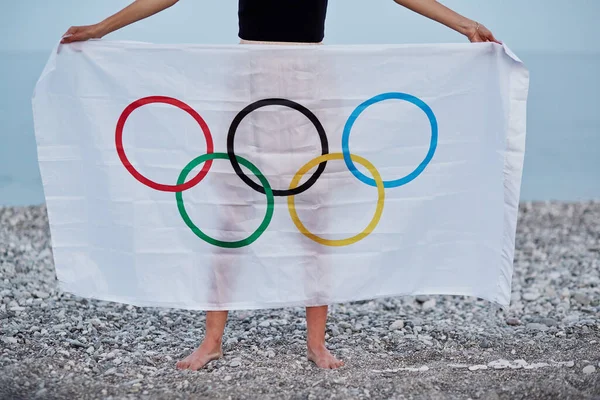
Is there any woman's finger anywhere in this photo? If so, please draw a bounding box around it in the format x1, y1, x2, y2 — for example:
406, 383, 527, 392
61, 34, 74, 44
61, 33, 83, 44
61, 27, 76, 43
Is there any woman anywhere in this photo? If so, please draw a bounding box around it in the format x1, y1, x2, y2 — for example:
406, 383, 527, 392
61, 0, 499, 371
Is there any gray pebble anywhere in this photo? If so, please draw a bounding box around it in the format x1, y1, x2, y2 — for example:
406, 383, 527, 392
573, 292, 591, 306
539, 318, 558, 327
422, 299, 436, 310
389, 320, 404, 330
68, 339, 86, 348
526, 323, 549, 332
522, 292, 540, 301
34, 290, 49, 299
338, 321, 352, 330
415, 295, 429, 304
582, 365, 595, 374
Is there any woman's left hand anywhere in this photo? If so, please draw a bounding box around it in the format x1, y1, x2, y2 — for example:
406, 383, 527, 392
466, 23, 501, 44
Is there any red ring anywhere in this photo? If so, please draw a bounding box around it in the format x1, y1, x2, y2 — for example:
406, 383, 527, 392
115, 96, 214, 192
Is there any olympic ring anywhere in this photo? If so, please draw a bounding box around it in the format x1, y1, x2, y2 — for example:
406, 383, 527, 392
176, 152, 274, 248
116, 96, 214, 192
342, 92, 438, 188
287, 153, 385, 247
117, 92, 436, 248
227, 98, 329, 197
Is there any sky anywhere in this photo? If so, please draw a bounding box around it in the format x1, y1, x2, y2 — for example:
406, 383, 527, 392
1, 0, 599, 53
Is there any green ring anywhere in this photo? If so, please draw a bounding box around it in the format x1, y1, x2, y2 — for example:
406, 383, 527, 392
176, 152, 274, 248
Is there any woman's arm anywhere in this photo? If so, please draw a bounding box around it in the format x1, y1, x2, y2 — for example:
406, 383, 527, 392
392, 0, 500, 43
61, 0, 179, 43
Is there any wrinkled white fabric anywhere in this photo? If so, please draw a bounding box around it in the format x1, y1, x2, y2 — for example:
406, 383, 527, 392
32, 41, 529, 310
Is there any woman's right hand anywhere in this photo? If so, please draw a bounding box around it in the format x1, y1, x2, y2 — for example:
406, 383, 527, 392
59, 1, 179, 45
61, 25, 104, 44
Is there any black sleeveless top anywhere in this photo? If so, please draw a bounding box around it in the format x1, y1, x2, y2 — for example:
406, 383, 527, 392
238, 0, 328, 43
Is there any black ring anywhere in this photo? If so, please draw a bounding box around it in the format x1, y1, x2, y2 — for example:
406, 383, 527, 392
227, 98, 329, 197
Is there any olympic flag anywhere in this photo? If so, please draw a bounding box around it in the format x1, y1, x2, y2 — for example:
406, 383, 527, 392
32, 41, 529, 310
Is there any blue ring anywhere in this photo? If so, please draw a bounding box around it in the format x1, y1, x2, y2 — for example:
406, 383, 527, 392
342, 92, 438, 188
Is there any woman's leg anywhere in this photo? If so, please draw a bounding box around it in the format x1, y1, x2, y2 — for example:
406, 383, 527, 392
177, 159, 254, 370
306, 306, 344, 368
176, 310, 229, 370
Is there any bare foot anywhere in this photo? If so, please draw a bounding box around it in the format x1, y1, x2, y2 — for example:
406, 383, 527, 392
307, 343, 344, 369
176, 339, 223, 371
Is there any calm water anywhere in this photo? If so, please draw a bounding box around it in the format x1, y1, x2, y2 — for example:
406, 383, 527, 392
0, 50, 599, 205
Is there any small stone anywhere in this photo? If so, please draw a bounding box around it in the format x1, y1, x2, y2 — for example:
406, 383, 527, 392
265, 350, 275, 358
415, 295, 429, 304
68, 339, 86, 348
488, 359, 511, 369
573, 292, 591, 306
506, 318, 521, 326
113, 358, 122, 365
389, 320, 404, 330
539, 318, 558, 327
338, 321, 352, 330
563, 315, 579, 324
330, 326, 341, 336
230, 358, 241, 367
468, 365, 488, 371
526, 323, 549, 332
2, 337, 17, 344
33, 291, 50, 299
479, 339, 492, 349
583, 365, 596, 374
258, 320, 270, 328
523, 362, 550, 370
225, 338, 238, 346
422, 299, 436, 310
557, 361, 574, 368
522, 292, 540, 301
86, 346, 95, 354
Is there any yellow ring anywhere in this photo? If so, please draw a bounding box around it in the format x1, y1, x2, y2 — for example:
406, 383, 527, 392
287, 153, 385, 247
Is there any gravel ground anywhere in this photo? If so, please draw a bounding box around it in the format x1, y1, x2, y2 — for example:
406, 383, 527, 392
1, 202, 599, 400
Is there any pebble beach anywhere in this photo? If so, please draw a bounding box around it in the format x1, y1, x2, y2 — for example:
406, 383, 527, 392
1, 202, 599, 399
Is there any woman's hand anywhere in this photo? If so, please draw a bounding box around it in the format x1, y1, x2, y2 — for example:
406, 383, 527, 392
61, 25, 104, 44
392, 0, 501, 45
59, 0, 179, 44
465, 22, 501, 44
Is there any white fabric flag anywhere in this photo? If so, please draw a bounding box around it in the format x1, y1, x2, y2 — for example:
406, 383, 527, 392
32, 41, 529, 310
